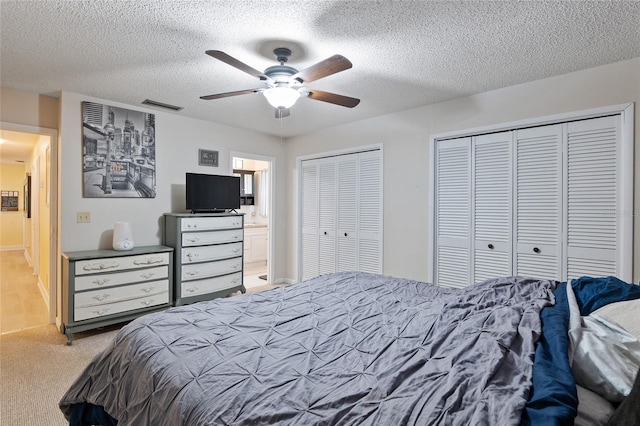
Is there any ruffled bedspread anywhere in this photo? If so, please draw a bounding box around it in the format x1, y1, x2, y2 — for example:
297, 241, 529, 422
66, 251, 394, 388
60, 273, 556, 425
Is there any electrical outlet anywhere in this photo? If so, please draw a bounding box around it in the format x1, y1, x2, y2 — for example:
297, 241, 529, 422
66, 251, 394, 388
76, 212, 91, 223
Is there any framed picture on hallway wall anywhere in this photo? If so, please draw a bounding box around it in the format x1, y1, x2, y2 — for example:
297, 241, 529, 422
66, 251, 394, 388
81, 101, 156, 198
23, 175, 31, 217
1, 190, 19, 212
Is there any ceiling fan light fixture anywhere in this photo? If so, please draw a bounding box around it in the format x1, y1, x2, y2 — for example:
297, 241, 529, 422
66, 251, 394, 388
263, 86, 300, 109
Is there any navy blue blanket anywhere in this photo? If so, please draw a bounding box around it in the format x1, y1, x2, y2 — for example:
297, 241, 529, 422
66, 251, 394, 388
524, 276, 640, 425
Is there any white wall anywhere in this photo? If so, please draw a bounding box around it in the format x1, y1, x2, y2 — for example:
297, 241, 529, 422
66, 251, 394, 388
59, 92, 289, 280
285, 57, 640, 283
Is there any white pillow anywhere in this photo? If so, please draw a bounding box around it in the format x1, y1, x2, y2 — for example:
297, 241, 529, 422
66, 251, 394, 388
574, 385, 615, 426
571, 314, 640, 402
592, 298, 640, 340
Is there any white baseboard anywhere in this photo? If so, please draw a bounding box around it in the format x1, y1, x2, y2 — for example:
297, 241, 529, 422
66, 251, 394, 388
37, 276, 50, 311
0, 245, 24, 251
24, 249, 33, 267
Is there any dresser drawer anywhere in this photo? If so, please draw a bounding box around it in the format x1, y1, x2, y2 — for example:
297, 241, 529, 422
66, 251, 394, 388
181, 272, 242, 298
74, 290, 169, 322
182, 242, 243, 264
181, 229, 243, 247
75, 279, 170, 308
181, 257, 242, 281
75, 252, 170, 276
181, 216, 242, 232
74, 265, 168, 291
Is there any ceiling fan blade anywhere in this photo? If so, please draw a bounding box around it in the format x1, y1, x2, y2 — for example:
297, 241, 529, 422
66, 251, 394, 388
291, 55, 353, 84
200, 88, 262, 100
307, 90, 360, 108
206, 50, 270, 81
275, 108, 290, 119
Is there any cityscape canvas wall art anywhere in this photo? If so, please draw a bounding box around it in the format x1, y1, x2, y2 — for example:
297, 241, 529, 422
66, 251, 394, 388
82, 101, 156, 198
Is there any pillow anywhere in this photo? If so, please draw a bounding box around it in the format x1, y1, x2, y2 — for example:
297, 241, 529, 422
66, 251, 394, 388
592, 298, 640, 341
571, 314, 640, 403
575, 385, 615, 426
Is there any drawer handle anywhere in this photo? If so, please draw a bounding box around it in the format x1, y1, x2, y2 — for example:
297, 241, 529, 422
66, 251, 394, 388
187, 224, 198, 228
232, 235, 240, 240
140, 287, 155, 293
92, 308, 110, 316
83, 261, 119, 271
186, 287, 198, 293
186, 253, 199, 260
92, 278, 110, 286
134, 256, 164, 265
186, 237, 200, 243
140, 272, 156, 279
186, 271, 199, 276
533, 247, 541, 253
231, 264, 240, 270
232, 249, 240, 254
92, 294, 110, 302
231, 279, 240, 284
140, 299, 155, 306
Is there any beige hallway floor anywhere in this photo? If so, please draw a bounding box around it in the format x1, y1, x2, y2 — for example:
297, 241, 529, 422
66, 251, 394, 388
0, 250, 49, 334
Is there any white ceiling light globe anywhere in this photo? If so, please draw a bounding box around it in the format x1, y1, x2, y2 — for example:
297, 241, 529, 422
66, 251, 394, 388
263, 86, 300, 109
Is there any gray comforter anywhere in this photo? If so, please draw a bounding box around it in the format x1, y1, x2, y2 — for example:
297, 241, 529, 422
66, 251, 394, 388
60, 272, 555, 425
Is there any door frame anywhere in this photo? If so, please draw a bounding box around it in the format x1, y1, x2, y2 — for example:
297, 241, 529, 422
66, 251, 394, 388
1, 121, 59, 324
229, 151, 276, 285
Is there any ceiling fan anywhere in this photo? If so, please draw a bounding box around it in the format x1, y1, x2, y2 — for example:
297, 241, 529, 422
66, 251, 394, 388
200, 48, 360, 118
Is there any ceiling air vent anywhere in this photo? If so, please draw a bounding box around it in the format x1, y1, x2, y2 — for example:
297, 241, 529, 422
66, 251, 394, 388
141, 99, 183, 111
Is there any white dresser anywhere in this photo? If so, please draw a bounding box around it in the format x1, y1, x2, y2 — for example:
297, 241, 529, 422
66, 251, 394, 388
61, 245, 174, 345
163, 213, 245, 306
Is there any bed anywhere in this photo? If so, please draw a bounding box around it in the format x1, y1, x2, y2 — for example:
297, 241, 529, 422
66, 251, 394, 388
59, 272, 640, 425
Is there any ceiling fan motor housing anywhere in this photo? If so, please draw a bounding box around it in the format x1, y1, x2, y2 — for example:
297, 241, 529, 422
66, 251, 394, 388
264, 65, 298, 84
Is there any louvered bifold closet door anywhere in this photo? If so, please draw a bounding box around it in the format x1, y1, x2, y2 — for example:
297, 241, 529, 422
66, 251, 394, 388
514, 125, 562, 280
356, 150, 383, 273
318, 158, 338, 275
473, 132, 512, 284
300, 160, 319, 281
336, 153, 358, 272
565, 116, 619, 279
435, 138, 471, 288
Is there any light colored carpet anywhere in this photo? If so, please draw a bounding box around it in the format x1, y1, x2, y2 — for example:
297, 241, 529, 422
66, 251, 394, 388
0, 324, 121, 425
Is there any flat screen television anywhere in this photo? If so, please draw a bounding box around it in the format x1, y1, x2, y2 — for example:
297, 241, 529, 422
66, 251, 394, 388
185, 173, 241, 213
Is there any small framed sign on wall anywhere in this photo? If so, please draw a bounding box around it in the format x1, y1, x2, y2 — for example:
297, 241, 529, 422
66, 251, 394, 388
199, 149, 219, 167
1, 190, 19, 212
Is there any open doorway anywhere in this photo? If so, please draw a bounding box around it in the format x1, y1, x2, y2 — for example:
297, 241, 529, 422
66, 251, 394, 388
0, 122, 58, 332
230, 152, 275, 290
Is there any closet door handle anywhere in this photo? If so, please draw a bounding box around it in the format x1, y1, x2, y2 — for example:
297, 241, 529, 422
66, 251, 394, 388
344, 233, 348, 237
533, 247, 540, 253
324, 231, 327, 235
488, 244, 494, 249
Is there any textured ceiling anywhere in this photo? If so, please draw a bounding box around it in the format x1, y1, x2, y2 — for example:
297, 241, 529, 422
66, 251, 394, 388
1, 0, 640, 145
